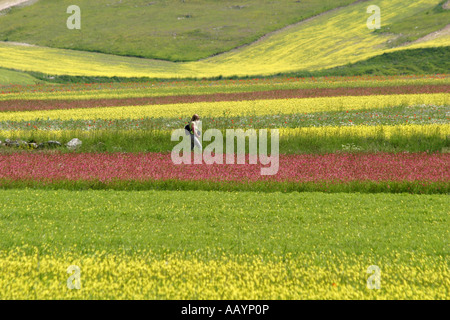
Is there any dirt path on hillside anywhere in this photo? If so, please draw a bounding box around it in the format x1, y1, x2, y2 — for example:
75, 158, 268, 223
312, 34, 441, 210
0, 0, 40, 47
396, 2, 449, 47
0, 0, 35, 12
0, 84, 448, 112
410, 24, 450, 45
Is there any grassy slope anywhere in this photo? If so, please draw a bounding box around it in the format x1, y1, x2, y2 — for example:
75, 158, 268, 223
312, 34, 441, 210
286, 46, 450, 77
0, 0, 448, 78
0, 67, 42, 85
374, 0, 450, 47
0, 0, 356, 61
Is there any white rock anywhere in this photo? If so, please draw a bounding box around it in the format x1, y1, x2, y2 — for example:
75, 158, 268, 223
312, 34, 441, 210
66, 138, 82, 149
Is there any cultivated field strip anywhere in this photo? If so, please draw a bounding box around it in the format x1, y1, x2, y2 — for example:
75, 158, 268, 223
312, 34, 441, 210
1, 75, 448, 101
0, 93, 447, 121
0, 84, 448, 112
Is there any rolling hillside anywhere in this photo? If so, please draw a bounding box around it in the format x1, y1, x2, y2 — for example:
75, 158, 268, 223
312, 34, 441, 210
0, 0, 358, 61
0, 0, 448, 79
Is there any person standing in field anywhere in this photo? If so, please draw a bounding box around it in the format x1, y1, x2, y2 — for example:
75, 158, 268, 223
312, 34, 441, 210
185, 114, 202, 151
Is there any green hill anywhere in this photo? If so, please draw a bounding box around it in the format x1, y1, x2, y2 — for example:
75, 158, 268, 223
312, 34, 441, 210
0, 0, 357, 61
0, 0, 448, 81
0, 0, 448, 79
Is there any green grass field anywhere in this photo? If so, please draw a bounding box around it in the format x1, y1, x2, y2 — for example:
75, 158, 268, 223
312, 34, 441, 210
0, 67, 42, 85
1, 189, 447, 255
1, 124, 449, 155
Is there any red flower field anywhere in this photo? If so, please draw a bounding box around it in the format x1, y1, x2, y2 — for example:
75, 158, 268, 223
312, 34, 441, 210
1, 152, 447, 183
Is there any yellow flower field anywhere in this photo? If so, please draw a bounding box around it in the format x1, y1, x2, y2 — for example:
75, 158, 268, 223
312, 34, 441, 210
279, 124, 450, 140
1, 124, 449, 142
0, 93, 447, 121
0, 248, 447, 300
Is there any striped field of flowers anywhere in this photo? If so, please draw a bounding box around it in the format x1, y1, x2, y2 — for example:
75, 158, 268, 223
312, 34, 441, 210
0, 75, 448, 299
1, 75, 447, 101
